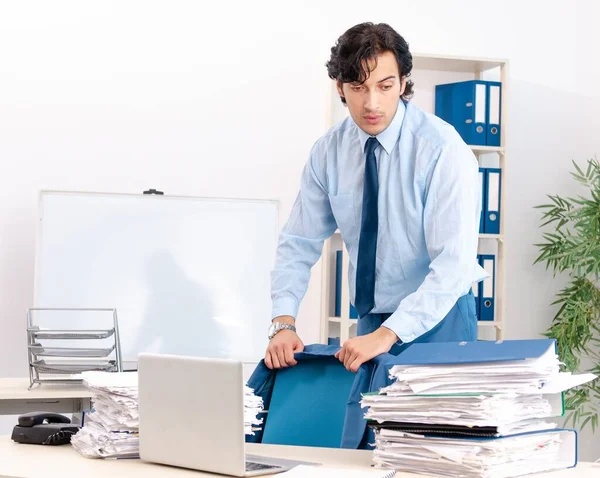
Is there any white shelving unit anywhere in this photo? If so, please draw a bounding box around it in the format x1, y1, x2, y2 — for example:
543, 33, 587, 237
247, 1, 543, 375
320, 53, 508, 345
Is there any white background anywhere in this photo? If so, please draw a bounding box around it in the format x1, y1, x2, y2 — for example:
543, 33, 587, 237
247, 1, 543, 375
1, 0, 599, 460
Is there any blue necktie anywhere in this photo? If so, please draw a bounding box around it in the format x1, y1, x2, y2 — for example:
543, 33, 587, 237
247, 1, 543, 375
355, 137, 380, 317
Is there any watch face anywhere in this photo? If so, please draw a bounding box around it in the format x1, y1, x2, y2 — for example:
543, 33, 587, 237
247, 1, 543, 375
268, 322, 277, 338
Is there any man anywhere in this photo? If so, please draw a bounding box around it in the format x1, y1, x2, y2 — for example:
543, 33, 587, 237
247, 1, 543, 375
265, 22, 486, 372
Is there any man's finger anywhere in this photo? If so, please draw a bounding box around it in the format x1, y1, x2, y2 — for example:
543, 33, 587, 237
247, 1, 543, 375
276, 347, 288, 368
294, 340, 305, 353
265, 351, 273, 369
284, 344, 297, 366
349, 356, 364, 373
344, 350, 358, 371
337, 347, 346, 363
343, 352, 353, 370
271, 349, 282, 369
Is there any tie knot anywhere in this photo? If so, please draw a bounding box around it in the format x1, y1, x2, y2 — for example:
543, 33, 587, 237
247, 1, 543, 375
365, 137, 379, 156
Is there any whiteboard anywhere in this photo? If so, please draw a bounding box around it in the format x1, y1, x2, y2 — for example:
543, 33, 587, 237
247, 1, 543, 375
34, 191, 279, 364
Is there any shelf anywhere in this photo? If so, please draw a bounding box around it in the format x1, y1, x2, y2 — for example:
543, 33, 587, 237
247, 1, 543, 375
470, 145, 504, 154
27, 327, 115, 340
479, 234, 504, 241
477, 321, 502, 328
332, 317, 497, 328
336, 231, 503, 241
413, 53, 507, 74
328, 317, 357, 325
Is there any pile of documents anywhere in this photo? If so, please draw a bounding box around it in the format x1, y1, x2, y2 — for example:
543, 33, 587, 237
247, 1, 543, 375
244, 385, 264, 435
71, 371, 139, 459
71, 371, 264, 458
361, 339, 596, 477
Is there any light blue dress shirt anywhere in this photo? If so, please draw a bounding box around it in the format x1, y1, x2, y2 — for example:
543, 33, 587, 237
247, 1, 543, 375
271, 100, 487, 343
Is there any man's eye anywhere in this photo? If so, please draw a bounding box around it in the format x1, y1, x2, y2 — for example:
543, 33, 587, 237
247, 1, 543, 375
351, 85, 363, 92
381, 85, 392, 91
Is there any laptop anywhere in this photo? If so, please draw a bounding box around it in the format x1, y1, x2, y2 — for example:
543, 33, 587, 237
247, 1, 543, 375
138, 353, 306, 476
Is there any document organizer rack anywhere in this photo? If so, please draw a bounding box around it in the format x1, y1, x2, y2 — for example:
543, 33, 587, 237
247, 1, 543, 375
26, 308, 123, 389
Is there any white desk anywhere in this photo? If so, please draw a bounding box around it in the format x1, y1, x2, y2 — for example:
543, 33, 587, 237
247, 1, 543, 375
0, 378, 92, 423
0, 437, 598, 478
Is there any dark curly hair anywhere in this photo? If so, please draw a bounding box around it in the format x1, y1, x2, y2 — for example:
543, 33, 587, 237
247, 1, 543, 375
326, 22, 414, 104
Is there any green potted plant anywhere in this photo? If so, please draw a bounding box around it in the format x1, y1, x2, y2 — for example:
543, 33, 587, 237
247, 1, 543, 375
534, 157, 600, 431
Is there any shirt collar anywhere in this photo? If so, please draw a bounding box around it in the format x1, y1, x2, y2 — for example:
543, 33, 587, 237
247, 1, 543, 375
356, 100, 406, 155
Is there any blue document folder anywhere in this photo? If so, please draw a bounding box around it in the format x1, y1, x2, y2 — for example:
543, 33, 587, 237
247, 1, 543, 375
394, 338, 556, 365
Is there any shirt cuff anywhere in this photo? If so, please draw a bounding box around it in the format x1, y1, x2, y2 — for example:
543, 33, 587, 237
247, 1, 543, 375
382, 309, 428, 344
271, 296, 300, 321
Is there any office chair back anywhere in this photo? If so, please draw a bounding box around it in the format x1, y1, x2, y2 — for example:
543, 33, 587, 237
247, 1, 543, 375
260, 357, 356, 448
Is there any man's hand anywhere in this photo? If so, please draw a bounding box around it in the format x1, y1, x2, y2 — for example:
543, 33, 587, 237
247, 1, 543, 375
335, 326, 398, 372
265, 316, 305, 369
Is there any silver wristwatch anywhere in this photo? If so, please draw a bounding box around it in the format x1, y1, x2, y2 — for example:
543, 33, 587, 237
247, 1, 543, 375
268, 321, 296, 340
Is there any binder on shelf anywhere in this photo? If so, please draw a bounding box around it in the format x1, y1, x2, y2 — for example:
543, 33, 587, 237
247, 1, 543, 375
479, 254, 496, 321
473, 255, 482, 320
486, 81, 502, 147
335, 250, 358, 319
478, 168, 487, 234
484, 168, 502, 234
435, 80, 488, 146
435, 80, 503, 147
472, 282, 481, 321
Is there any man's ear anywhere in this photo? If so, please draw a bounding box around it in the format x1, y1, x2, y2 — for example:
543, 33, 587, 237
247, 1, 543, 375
336, 80, 345, 102
399, 76, 407, 97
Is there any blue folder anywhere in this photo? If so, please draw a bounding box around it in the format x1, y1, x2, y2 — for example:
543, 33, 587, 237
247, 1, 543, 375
472, 254, 482, 320
484, 168, 502, 234
478, 168, 487, 234
486, 81, 502, 147
479, 254, 496, 321
435, 80, 488, 146
394, 338, 557, 365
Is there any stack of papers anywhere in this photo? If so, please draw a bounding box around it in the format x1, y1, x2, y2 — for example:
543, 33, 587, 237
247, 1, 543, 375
364, 393, 556, 436
373, 428, 576, 478
380, 343, 591, 395
361, 339, 596, 477
244, 385, 264, 435
71, 371, 139, 459
71, 372, 265, 458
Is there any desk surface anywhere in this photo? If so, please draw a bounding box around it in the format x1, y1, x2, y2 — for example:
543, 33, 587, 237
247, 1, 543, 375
0, 378, 92, 401
0, 437, 598, 478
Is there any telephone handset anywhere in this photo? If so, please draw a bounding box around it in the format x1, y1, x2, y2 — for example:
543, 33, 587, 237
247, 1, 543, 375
12, 412, 80, 445
18, 411, 72, 427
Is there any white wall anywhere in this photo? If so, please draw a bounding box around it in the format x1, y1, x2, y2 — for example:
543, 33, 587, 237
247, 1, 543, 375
1, 0, 599, 460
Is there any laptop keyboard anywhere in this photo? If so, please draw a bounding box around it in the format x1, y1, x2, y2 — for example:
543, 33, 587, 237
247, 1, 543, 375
246, 461, 281, 472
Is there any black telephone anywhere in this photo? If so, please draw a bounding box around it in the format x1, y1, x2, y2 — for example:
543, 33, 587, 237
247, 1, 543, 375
11, 412, 80, 445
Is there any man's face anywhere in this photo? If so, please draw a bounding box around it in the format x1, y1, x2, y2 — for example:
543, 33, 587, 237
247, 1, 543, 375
337, 50, 406, 136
